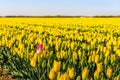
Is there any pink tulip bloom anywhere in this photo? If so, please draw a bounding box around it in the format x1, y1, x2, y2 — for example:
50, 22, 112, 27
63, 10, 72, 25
36, 43, 44, 53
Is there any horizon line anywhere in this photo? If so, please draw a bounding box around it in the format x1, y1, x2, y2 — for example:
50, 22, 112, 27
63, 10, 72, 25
1, 15, 120, 17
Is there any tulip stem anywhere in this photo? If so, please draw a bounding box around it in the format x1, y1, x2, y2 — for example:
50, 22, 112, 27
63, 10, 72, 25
37, 56, 40, 80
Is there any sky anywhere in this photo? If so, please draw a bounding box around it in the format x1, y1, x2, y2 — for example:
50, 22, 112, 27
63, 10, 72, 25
0, 0, 120, 16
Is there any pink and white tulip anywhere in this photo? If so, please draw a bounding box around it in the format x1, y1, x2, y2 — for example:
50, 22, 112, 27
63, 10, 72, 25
36, 43, 44, 53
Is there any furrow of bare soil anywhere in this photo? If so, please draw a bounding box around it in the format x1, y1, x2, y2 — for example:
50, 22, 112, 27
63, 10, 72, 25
0, 68, 15, 80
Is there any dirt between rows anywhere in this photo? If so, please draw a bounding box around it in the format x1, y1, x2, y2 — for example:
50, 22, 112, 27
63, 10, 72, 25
0, 68, 15, 80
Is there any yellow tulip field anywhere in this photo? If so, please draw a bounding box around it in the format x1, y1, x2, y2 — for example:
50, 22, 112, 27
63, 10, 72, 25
0, 18, 120, 80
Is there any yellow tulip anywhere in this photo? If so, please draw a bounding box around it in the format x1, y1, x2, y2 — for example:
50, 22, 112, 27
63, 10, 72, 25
82, 68, 89, 80
76, 76, 81, 80
72, 52, 78, 63
30, 53, 38, 67
63, 73, 70, 80
49, 68, 55, 80
116, 49, 120, 57
53, 60, 61, 72
94, 70, 99, 80
57, 72, 61, 80
105, 50, 110, 57
68, 67, 74, 79
106, 67, 112, 78
78, 50, 82, 58
30, 57, 37, 67
97, 62, 102, 73
95, 55, 99, 63
91, 54, 95, 62
88, 56, 92, 63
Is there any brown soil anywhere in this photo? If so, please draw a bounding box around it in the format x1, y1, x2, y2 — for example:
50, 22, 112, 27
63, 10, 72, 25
0, 68, 15, 80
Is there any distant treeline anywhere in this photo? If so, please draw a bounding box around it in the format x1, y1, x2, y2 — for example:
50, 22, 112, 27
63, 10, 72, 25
0, 15, 120, 18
